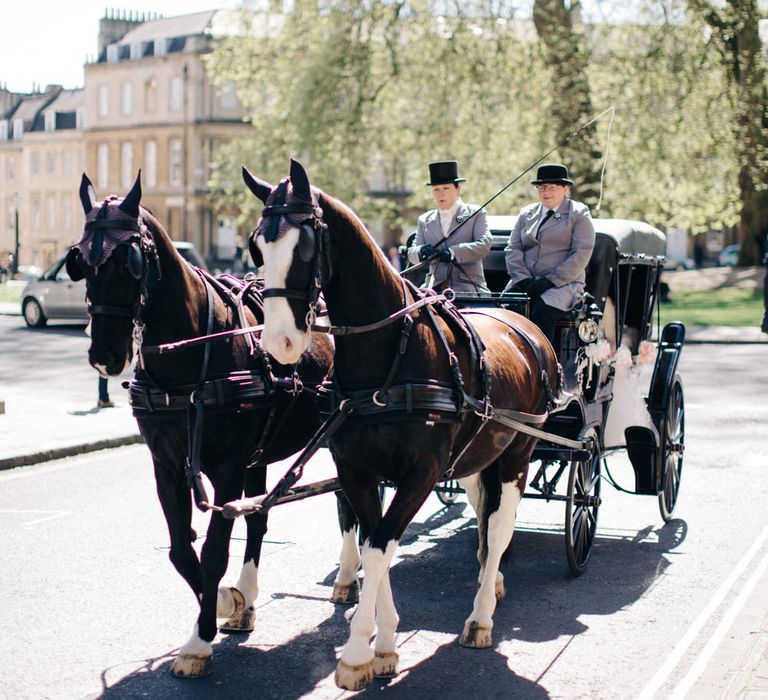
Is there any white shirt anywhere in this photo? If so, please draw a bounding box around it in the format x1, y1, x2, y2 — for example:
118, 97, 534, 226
438, 199, 462, 235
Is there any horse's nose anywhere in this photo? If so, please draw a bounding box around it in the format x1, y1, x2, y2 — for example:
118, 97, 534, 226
282, 336, 294, 354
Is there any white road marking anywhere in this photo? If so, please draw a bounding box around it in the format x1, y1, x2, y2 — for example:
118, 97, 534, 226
669, 546, 768, 699
638, 524, 768, 700
0, 509, 72, 527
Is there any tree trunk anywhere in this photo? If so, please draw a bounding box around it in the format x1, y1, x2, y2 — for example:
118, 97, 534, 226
532, 0, 603, 207
689, 0, 768, 264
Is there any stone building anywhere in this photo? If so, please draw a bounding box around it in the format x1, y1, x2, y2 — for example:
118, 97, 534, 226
0, 8, 252, 273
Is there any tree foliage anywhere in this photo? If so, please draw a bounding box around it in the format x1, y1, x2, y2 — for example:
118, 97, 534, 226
204, 0, 761, 252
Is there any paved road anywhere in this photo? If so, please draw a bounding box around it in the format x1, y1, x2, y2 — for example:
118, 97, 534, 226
1, 345, 768, 698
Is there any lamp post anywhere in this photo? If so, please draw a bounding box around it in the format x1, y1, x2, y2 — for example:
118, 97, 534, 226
13, 192, 19, 278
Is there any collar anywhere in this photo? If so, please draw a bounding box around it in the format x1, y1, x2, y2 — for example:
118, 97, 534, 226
438, 199, 462, 220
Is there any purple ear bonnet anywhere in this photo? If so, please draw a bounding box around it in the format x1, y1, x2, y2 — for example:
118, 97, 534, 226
254, 178, 321, 242
76, 196, 143, 267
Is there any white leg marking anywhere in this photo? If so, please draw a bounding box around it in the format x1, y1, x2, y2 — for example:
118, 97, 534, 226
373, 569, 399, 656
258, 227, 311, 364
464, 481, 522, 641
459, 474, 485, 581
340, 540, 398, 667
335, 528, 361, 587
235, 559, 259, 606
170, 622, 213, 677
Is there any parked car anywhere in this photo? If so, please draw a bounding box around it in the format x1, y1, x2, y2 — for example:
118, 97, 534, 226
718, 243, 740, 267
21, 241, 207, 328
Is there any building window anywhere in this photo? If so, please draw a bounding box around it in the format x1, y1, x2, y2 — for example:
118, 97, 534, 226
98, 85, 109, 118
169, 77, 183, 113
121, 82, 133, 116
12, 119, 23, 139
0, 121, 7, 140
47, 195, 56, 229
218, 83, 239, 109
6, 157, 14, 181
144, 78, 157, 114
62, 199, 71, 229
45, 112, 56, 132
144, 139, 157, 187
32, 199, 40, 230
76, 107, 85, 129
121, 142, 134, 188
169, 138, 183, 185
107, 44, 119, 63
97, 143, 109, 189
30, 152, 40, 175
62, 150, 72, 176
46, 151, 55, 175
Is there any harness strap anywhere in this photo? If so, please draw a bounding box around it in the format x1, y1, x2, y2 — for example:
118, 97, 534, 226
185, 276, 216, 511
310, 292, 445, 336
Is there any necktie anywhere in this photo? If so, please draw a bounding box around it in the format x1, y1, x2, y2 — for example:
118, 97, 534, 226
536, 209, 554, 236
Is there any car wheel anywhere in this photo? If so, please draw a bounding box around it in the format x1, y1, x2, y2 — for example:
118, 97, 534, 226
23, 298, 47, 328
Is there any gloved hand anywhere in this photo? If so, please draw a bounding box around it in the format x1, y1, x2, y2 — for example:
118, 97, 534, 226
529, 277, 555, 298
418, 244, 437, 261
511, 278, 534, 294
436, 248, 453, 263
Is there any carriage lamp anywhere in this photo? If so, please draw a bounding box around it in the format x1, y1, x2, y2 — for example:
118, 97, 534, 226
578, 318, 600, 343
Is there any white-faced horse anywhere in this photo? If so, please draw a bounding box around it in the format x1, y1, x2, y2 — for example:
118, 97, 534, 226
242, 160, 559, 691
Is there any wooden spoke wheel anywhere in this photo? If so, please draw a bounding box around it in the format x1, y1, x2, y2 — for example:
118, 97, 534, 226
658, 376, 685, 522
565, 431, 601, 576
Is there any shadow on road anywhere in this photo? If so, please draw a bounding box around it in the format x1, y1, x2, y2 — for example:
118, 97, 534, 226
96, 511, 687, 699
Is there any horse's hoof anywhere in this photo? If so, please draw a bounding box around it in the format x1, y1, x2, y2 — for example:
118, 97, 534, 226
459, 621, 493, 649
373, 651, 400, 678
330, 580, 359, 605
220, 605, 255, 633
334, 659, 374, 690
170, 653, 212, 678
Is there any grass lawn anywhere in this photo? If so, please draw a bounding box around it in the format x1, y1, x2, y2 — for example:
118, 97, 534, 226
659, 286, 764, 327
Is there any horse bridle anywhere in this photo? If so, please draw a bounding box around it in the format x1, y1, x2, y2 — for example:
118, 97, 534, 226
251, 179, 330, 326
68, 205, 160, 322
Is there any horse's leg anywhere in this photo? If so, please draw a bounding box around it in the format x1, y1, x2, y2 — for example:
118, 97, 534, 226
153, 458, 202, 597
218, 466, 267, 632
459, 446, 532, 649
331, 492, 361, 604
171, 467, 243, 678
458, 473, 494, 589
335, 463, 436, 691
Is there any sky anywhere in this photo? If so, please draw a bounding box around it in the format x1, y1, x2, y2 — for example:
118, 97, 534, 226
0, 1, 244, 93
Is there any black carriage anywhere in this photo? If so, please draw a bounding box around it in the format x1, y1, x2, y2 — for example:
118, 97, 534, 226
451, 218, 685, 574
222, 212, 685, 578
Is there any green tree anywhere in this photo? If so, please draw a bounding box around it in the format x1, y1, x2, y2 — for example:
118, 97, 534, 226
686, 0, 768, 263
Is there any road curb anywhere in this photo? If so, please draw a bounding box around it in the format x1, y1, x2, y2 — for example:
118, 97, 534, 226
0, 434, 145, 471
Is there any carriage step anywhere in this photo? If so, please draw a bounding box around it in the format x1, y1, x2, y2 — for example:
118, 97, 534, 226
625, 427, 658, 495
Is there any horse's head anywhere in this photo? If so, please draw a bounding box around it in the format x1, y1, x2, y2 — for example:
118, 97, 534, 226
66, 172, 160, 376
242, 159, 330, 365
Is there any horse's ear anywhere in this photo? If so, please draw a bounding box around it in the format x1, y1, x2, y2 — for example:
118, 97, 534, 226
79, 173, 97, 215
119, 170, 142, 218
290, 158, 311, 201
242, 165, 273, 203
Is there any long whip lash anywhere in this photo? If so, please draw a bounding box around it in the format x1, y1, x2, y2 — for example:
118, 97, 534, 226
400, 105, 616, 276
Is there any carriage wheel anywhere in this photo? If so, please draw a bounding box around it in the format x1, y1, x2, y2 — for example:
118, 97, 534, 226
436, 479, 461, 506
658, 377, 685, 522
565, 431, 601, 576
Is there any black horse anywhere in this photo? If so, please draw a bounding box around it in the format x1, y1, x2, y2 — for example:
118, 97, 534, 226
65, 172, 337, 678
243, 159, 559, 691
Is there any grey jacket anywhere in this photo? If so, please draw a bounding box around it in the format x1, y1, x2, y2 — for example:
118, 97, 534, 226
504, 198, 595, 311
407, 202, 492, 293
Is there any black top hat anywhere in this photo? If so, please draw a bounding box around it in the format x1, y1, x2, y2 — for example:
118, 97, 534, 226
531, 163, 574, 186
425, 161, 466, 186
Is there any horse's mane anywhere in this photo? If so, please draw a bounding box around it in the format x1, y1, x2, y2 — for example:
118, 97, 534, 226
316, 189, 399, 286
